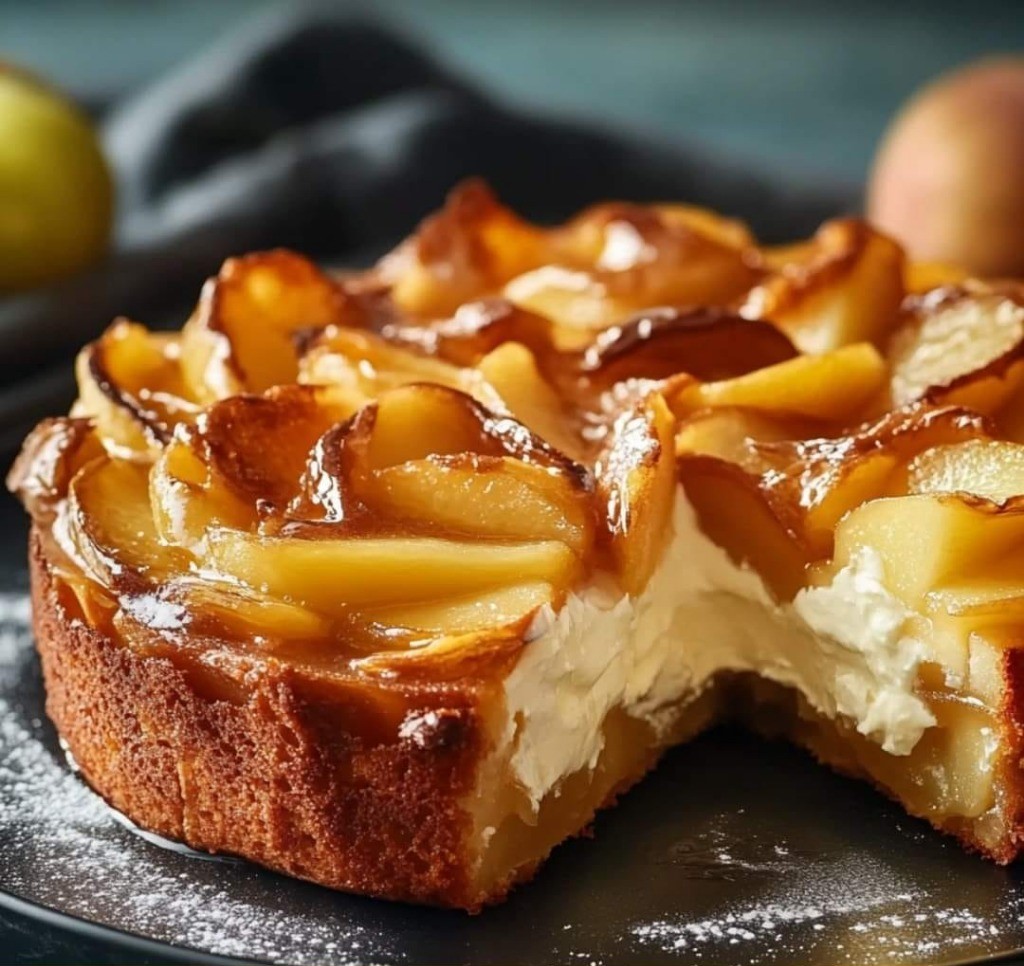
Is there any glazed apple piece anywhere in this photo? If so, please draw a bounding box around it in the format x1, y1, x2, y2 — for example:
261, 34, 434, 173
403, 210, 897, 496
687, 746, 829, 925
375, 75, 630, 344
293, 385, 593, 551
667, 342, 887, 422
74, 320, 197, 453
60, 456, 189, 588
674, 407, 827, 469
502, 265, 622, 331
6, 417, 104, 522
369, 456, 594, 557
295, 381, 580, 523
888, 287, 1024, 412
904, 261, 969, 293
740, 219, 905, 354
164, 577, 330, 642
353, 623, 528, 679
195, 385, 354, 512
150, 384, 354, 550
379, 298, 570, 366
908, 439, 1024, 503
595, 393, 677, 594
352, 384, 524, 471
557, 201, 759, 304
652, 204, 756, 249
149, 433, 254, 551
505, 205, 759, 332
753, 405, 991, 557
180, 249, 351, 402
476, 342, 585, 459
832, 493, 1024, 608
205, 530, 580, 615
365, 581, 555, 634
376, 180, 547, 316
577, 308, 797, 389
677, 454, 811, 601
298, 325, 500, 410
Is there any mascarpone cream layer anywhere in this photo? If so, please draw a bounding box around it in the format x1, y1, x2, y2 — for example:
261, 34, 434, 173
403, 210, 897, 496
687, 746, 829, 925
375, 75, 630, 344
504, 488, 937, 808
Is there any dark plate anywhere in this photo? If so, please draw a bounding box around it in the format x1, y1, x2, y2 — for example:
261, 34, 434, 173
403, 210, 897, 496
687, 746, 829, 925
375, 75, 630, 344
2, 496, 1024, 966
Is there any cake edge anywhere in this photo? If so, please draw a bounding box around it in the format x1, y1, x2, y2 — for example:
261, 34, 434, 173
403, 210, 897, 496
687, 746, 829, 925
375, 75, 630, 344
29, 530, 509, 911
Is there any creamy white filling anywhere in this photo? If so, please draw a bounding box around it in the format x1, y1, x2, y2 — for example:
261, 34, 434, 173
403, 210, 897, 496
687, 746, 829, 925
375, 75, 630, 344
504, 488, 937, 808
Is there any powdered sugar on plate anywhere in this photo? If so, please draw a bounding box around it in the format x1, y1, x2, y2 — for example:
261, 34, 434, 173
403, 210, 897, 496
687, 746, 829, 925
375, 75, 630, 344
630, 836, 1024, 963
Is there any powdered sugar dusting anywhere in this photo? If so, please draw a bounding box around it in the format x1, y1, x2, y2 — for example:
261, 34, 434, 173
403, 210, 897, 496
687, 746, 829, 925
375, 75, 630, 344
629, 818, 1024, 963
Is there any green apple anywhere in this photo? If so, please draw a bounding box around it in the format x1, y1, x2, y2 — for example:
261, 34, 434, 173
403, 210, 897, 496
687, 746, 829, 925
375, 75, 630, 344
0, 67, 113, 292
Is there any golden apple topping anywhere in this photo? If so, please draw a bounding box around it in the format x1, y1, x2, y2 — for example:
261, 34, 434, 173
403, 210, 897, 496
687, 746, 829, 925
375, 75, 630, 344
9, 179, 1024, 683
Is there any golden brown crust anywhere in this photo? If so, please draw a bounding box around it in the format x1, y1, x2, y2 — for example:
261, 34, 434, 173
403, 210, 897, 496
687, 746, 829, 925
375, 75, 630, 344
29, 530, 510, 911
997, 647, 1024, 861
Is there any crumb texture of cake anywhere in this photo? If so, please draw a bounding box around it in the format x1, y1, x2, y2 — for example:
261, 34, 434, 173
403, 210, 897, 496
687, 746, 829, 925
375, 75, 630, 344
9, 179, 1024, 907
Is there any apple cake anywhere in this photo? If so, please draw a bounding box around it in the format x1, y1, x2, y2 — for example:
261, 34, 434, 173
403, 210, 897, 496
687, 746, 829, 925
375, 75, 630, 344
9, 180, 1024, 910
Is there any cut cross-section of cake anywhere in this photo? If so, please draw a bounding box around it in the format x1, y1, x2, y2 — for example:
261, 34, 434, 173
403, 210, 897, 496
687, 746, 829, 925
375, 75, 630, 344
10, 180, 1024, 909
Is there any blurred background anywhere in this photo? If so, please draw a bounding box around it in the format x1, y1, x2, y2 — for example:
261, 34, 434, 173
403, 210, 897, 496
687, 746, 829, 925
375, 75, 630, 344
5, 0, 1024, 182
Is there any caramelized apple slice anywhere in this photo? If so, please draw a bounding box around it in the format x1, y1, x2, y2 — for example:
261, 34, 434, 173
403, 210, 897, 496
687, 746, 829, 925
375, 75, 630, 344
7, 417, 104, 521
196, 385, 353, 511
752, 406, 990, 556
298, 325, 499, 410
353, 626, 526, 679
677, 454, 810, 600
668, 343, 887, 422
366, 581, 554, 634
596, 393, 677, 594
789, 453, 901, 559
578, 308, 796, 387
61, 457, 189, 587
294, 385, 590, 528
889, 288, 1024, 411
180, 250, 350, 401
908, 439, 1024, 503
370, 455, 594, 557
476, 342, 584, 459
74, 320, 197, 453
380, 299, 567, 367
515, 202, 759, 328
206, 531, 580, 614
504, 251, 756, 332
652, 204, 755, 249
674, 407, 826, 469
346, 384, 510, 471
149, 433, 253, 550
905, 261, 968, 293
740, 219, 905, 353
150, 384, 354, 549
377, 180, 547, 316
166, 577, 330, 641
832, 493, 1024, 608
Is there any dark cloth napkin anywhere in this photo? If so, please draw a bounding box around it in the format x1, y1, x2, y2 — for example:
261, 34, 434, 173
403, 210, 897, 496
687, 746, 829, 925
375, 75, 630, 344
0, 5, 856, 456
